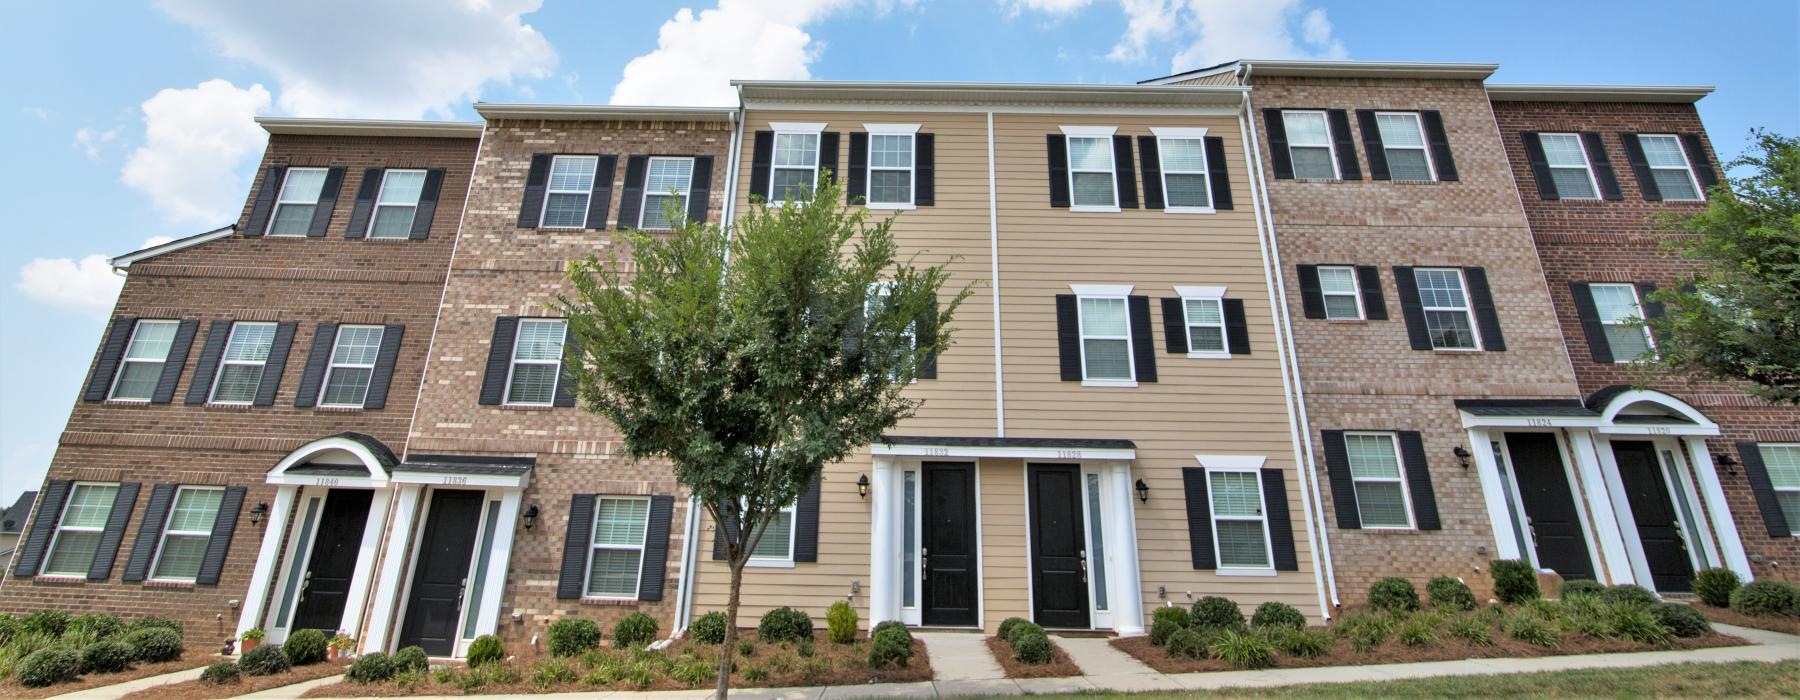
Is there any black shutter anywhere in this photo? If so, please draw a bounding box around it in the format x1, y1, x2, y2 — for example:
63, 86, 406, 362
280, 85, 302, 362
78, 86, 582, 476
84, 318, 136, 401
1582, 133, 1623, 201
1138, 136, 1164, 209
793, 476, 822, 562
846, 132, 868, 204
1464, 267, 1506, 351
1161, 298, 1188, 353
1223, 299, 1250, 355
1262, 108, 1294, 179
185, 320, 233, 404
553, 324, 579, 408
1128, 295, 1157, 382
1522, 132, 1558, 200
243, 165, 286, 237
1738, 443, 1792, 537
1393, 267, 1432, 350
915, 133, 935, 206
1621, 134, 1661, 201
252, 321, 296, 406
1569, 282, 1613, 363
1637, 283, 1669, 346
1113, 135, 1138, 209
150, 319, 197, 404
123, 483, 177, 583
1205, 136, 1233, 210
686, 155, 714, 223
616, 155, 649, 230
1055, 294, 1081, 381
818, 132, 841, 185
557, 494, 595, 599
305, 166, 345, 237
749, 131, 774, 201
1261, 468, 1298, 571
1182, 467, 1215, 569
478, 317, 519, 405
87, 482, 138, 581
1321, 431, 1360, 529
917, 297, 939, 379
409, 168, 446, 239
1357, 266, 1387, 320
1356, 110, 1389, 180
638, 495, 674, 601
518, 154, 551, 227
1046, 135, 1071, 207
292, 322, 336, 408
588, 155, 617, 230
13, 480, 71, 577
1680, 133, 1720, 192
1328, 109, 1362, 180
362, 324, 404, 410
711, 503, 741, 561
195, 486, 243, 585
1398, 431, 1440, 530
345, 168, 383, 238
1420, 111, 1457, 181
1297, 265, 1326, 319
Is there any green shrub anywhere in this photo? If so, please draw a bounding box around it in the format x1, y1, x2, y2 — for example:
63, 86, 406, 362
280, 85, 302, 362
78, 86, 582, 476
868, 627, 912, 668
1003, 620, 1044, 647
1427, 577, 1478, 611
613, 613, 658, 648
1190, 596, 1245, 632
16, 647, 80, 688
797, 636, 816, 658
0, 612, 21, 645
1603, 584, 1657, 607
1506, 613, 1558, 648
68, 613, 125, 642
282, 628, 326, 665
1151, 606, 1191, 630
346, 652, 397, 684
391, 645, 428, 674
126, 616, 182, 636
528, 658, 578, 689
1559, 579, 1606, 599
1164, 627, 1207, 660
670, 655, 713, 686
394, 668, 425, 690
1208, 630, 1275, 669
996, 617, 1033, 644
200, 661, 240, 685
871, 620, 907, 638
1010, 630, 1053, 664
1650, 603, 1709, 639
826, 601, 858, 644
1397, 615, 1437, 646
1148, 617, 1182, 646
466, 635, 505, 667
1272, 628, 1330, 658
548, 618, 602, 657
1490, 559, 1540, 604
1609, 604, 1673, 645
1730, 580, 1798, 616
1250, 602, 1307, 631
1692, 568, 1740, 607
239, 644, 291, 676
689, 611, 728, 644
1446, 616, 1493, 646
736, 639, 755, 657
22, 610, 71, 638
1343, 614, 1394, 653
125, 627, 183, 663
1368, 577, 1421, 613
80, 639, 134, 674
758, 607, 813, 643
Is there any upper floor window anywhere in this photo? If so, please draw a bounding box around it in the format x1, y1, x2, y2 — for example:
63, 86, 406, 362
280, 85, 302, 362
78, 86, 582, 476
369, 169, 428, 238
1281, 111, 1337, 179
1154, 129, 1213, 211
771, 125, 824, 203
1208, 470, 1272, 570
209, 322, 277, 404
1183, 296, 1226, 356
586, 496, 649, 598
109, 320, 179, 401
150, 486, 223, 582
321, 325, 385, 407
1374, 113, 1435, 182
639, 157, 694, 230
42, 483, 120, 576
268, 168, 329, 236
1637, 135, 1703, 201
1589, 283, 1654, 361
867, 131, 915, 207
506, 319, 567, 406
1078, 295, 1133, 383
1539, 134, 1599, 200
1066, 132, 1118, 210
1757, 444, 1800, 530
1318, 266, 1363, 320
1414, 268, 1478, 350
542, 156, 599, 229
1345, 433, 1413, 529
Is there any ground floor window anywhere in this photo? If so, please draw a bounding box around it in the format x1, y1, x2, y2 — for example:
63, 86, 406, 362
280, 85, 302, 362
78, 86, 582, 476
1208, 470, 1270, 569
586, 497, 649, 599
151, 486, 224, 581
43, 483, 120, 576
1758, 444, 1800, 528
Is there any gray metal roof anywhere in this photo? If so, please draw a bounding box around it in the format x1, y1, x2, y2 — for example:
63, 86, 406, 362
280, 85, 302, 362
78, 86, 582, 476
1454, 399, 1598, 418
880, 435, 1137, 450
398, 454, 536, 476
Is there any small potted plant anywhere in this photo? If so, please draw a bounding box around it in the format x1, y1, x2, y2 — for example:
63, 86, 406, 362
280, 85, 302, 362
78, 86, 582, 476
240, 628, 265, 654
328, 632, 356, 660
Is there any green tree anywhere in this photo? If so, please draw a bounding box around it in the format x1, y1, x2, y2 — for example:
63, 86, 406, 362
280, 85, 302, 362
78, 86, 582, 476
556, 178, 969, 697
1649, 130, 1800, 404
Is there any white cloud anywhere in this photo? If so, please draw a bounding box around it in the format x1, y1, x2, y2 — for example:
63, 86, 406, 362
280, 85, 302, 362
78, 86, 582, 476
1004, 0, 1093, 15
121, 79, 271, 225
73, 127, 121, 159
23, 107, 50, 121
15, 237, 184, 315
155, 0, 556, 119
609, 0, 859, 107
1017, 0, 1345, 69
1106, 0, 1178, 63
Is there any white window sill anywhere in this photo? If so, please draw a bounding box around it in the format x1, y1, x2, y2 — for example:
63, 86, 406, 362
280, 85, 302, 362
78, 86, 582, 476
316, 405, 366, 413
145, 578, 198, 589
535, 226, 589, 231
1164, 206, 1217, 215
1431, 347, 1483, 354
500, 402, 555, 410
365, 235, 417, 242
1215, 567, 1277, 577
34, 574, 87, 583
1187, 350, 1231, 360
866, 202, 915, 211
1325, 316, 1366, 323
746, 559, 796, 569
1359, 525, 1418, 533
1069, 205, 1122, 213
208, 401, 252, 407
1081, 379, 1138, 388
580, 595, 641, 606
104, 398, 151, 405
265, 233, 308, 238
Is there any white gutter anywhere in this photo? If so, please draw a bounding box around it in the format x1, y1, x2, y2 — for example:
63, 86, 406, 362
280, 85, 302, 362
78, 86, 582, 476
987, 110, 1005, 438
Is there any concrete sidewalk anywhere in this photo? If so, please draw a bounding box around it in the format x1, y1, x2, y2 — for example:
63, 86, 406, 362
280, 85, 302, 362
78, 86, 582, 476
44, 665, 209, 699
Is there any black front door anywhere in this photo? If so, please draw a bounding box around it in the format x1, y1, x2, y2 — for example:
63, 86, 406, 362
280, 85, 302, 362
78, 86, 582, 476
398, 490, 485, 655
291, 489, 373, 633
1028, 464, 1089, 629
1613, 441, 1696, 592
1506, 433, 1595, 581
922, 462, 978, 627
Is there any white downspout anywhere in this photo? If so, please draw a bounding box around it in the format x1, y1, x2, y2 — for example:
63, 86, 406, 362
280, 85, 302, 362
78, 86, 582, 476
987, 110, 1005, 438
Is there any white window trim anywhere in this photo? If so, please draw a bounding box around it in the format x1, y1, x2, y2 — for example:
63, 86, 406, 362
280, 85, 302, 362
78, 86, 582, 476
1538, 133, 1601, 201
1075, 289, 1136, 387
538, 155, 598, 230
582, 496, 649, 599
502, 318, 566, 407
41, 482, 118, 577
1591, 283, 1657, 363
1205, 468, 1276, 576
1149, 127, 1215, 214
638, 156, 695, 230
148, 485, 223, 583
1061, 126, 1120, 213
867, 283, 919, 384
1638, 134, 1706, 201
745, 502, 798, 568
1317, 266, 1365, 321
861, 125, 917, 210
769, 123, 827, 205
367, 168, 427, 238
1376, 112, 1437, 182
318, 325, 384, 408
208, 321, 277, 405
267, 167, 328, 236
1757, 444, 1800, 538
1346, 431, 1416, 530
1174, 285, 1229, 359
107, 319, 179, 402
1278, 110, 1340, 180
1416, 267, 1483, 352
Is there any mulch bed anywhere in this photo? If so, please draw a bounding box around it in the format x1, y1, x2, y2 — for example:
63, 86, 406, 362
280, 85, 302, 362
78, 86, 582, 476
120, 659, 349, 700
0, 647, 220, 699
1691, 604, 1800, 635
1112, 629, 1746, 674
985, 636, 1082, 678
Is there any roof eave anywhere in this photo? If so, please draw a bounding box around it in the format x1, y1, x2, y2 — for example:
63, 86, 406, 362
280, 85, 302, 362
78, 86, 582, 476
110, 224, 237, 271
256, 117, 483, 138
474, 103, 736, 122
1486, 84, 1714, 103
1144, 59, 1498, 84
734, 80, 1247, 108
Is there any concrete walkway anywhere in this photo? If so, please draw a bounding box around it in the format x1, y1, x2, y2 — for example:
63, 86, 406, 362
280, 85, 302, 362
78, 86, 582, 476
45, 665, 209, 699
234, 673, 347, 699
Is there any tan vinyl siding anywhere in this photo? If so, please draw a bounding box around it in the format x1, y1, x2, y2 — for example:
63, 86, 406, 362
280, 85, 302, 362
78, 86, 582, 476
980, 458, 1029, 631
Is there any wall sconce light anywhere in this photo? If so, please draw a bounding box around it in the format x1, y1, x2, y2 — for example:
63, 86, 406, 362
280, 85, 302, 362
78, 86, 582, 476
522, 504, 540, 530
248, 502, 269, 526
856, 474, 870, 499
1135, 479, 1150, 503
1453, 445, 1473, 469
1717, 454, 1739, 476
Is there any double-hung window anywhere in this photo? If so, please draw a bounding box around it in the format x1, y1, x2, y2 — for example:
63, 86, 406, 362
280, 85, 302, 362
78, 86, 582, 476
1153, 127, 1212, 211
770, 124, 824, 203
41, 483, 120, 576
1346, 433, 1412, 529
1757, 445, 1800, 531
1539, 134, 1598, 200
639, 157, 694, 230
1076, 290, 1133, 383
585, 497, 649, 598
1281, 111, 1338, 179
267, 167, 328, 236
749, 503, 797, 563
1318, 266, 1363, 320
368, 169, 427, 238
150, 486, 223, 582
209, 322, 277, 404
1589, 283, 1654, 361
1415, 268, 1478, 350
866, 127, 915, 207
541, 156, 598, 228
1065, 128, 1118, 210
505, 319, 566, 406
108, 320, 179, 401
866, 283, 918, 379
320, 325, 385, 407
1208, 471, 1271, 570
1637, 135, 1703, 201
1175, 285, 1227, 358
1375, 113, 1435, 182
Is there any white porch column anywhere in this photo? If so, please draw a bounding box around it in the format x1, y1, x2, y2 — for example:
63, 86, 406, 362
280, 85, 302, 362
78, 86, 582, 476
362, 484, 424, 654
1686, 439, 1753, 580
1106, 462, 1145, 636
470, 491, 522, 639
1567, 430, 1636, 585
339, 488, 393, 639
1467, 429, 1522, 560
237, 485, 298, 638
868, 455, 899, 625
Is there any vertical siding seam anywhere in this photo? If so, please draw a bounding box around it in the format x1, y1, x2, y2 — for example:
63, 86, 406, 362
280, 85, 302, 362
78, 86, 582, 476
988, 110, 1006, 438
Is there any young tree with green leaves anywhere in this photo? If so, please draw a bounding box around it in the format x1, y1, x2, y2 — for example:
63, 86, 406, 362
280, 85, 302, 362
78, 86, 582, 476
556, 178, 970, 697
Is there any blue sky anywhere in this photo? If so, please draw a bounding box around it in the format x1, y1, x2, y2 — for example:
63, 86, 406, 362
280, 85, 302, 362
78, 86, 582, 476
2, 0, 1795, 504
